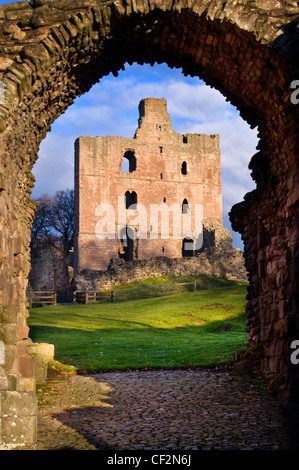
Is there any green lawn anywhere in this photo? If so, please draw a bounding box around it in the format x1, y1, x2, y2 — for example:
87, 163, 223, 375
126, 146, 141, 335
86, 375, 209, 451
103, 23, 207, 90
28, 279, 248, 373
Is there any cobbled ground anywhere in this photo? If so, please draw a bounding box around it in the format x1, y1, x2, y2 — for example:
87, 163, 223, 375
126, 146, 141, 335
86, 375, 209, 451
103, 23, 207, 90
21, 369, 299, 451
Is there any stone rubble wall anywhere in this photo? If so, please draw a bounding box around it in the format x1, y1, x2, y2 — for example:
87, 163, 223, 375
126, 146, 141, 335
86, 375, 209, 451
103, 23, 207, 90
28, 252, 72, 301
75, 248, 247, 292
75, 224, 247, 291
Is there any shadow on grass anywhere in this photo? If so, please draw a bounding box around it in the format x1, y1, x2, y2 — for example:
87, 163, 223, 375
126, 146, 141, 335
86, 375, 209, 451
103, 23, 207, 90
29, 311, 247, 372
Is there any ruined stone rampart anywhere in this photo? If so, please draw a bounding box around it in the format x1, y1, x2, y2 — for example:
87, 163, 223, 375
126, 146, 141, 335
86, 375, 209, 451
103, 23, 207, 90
75, 248, 247, 292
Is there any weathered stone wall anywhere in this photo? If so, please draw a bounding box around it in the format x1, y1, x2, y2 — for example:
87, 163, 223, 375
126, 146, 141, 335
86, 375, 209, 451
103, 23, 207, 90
28, 252, 72, 301
75, 223, 246, 290
74, 97, 222, 274
0, 0, 298, 448
75, 247, 247, 292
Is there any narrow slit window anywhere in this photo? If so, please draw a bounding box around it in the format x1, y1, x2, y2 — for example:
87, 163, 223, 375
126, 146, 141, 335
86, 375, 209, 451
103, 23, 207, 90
182, 198, 189, 214
181, 161, 187, 175
159, 146, 163, 153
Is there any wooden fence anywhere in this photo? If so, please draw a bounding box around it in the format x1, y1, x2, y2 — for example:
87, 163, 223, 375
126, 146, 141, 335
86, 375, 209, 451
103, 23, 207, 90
75, 282, 198, 305
28, 291, 57, 308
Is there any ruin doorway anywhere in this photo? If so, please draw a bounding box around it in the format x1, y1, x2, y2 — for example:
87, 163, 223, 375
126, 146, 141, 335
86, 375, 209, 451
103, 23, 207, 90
119, 226, 135, 262
182, 238, 194, 257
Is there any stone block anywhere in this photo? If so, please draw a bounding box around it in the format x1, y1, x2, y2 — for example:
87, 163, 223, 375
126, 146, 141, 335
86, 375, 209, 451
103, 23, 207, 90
1, 390, 37, 446
29, 342, 55, 360
0, 367, 9, 391
7, 373, 17, 391
0, 274, 5, 291
31, 355, 48, 384
17, 326, 29, 341
16, 356, 34, 379
2, 324, 17, 345
2, 415, 37, 446
31, 7, 68, 28
5, 9, 33, 26
3, 345, 16, 372
1, 304, 18, 324
26, 342, 55, 384
1, 391, 37, 417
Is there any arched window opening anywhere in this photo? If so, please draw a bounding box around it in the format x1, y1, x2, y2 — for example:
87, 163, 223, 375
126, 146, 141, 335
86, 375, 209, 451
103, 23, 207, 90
181, 161, 187, 175
119, 226, 135, 261
182, 198, 189, 214
125, 190, 137, 209
182, 237, 194, 257
121, 150, 137, 173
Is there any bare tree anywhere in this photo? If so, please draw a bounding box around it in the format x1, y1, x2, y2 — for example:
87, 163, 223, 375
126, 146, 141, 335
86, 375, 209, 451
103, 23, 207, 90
30, 189, 75, 259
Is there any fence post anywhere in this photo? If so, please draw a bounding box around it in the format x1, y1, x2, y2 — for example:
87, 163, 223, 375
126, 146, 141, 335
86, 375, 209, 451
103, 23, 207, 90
54, 292, 57, 305
110, 291, 115, 302
194, 282, 197, 292
85, 292, 89, 305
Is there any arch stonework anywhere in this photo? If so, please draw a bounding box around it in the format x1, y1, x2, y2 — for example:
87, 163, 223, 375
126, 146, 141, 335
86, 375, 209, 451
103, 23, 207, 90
0, 0, 298, 447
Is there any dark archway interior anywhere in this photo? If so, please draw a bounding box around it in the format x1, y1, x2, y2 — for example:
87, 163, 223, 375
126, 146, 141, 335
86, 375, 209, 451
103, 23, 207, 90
182, 237, 194, 257
120, 226, 135, 261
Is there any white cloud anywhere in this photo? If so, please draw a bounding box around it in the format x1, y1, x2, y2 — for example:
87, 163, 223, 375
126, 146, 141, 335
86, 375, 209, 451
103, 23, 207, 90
33, 135, 74, 196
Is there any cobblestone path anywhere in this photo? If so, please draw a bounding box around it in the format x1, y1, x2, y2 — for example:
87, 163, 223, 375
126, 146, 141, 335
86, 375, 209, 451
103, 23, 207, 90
32, 369, 299, 450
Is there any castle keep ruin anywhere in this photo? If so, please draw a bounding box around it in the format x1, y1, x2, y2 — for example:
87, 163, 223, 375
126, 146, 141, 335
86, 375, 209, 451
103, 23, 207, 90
74, 97, 227, 274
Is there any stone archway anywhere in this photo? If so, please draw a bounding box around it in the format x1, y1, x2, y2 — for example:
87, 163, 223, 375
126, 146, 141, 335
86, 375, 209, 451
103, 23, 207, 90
0, 0, 299, 447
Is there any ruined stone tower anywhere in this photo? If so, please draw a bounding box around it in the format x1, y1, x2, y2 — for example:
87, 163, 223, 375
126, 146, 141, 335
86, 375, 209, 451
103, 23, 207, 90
74, 98, 224, 275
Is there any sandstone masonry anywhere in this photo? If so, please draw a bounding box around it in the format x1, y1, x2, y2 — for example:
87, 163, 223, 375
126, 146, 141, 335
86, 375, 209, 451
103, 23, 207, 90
74, 97, 224, 274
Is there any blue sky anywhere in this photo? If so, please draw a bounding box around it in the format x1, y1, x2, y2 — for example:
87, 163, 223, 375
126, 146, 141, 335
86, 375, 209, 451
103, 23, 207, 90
1, 0, 258, 249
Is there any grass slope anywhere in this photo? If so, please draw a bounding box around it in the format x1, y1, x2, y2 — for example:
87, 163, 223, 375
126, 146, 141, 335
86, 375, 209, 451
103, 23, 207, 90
28, 278, 248, 373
